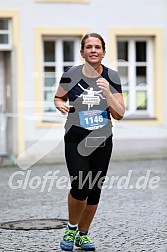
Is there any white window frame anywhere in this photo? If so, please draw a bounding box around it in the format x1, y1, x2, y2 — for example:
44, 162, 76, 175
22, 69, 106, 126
117, 37, 153, 119
0, 18, 12, 50
42, 36, 81, 121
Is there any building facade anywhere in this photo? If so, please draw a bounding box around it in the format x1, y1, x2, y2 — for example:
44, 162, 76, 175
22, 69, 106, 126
0, 0, 167, 164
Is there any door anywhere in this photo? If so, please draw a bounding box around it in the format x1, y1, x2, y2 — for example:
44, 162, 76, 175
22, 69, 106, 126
0, 51, 7, 155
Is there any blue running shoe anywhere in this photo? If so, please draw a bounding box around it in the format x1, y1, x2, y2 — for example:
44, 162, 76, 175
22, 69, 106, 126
75, 233, 96, 251
60, 226, 78, 251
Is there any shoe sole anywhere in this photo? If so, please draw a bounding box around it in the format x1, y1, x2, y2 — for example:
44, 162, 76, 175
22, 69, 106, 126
75, 245, 96, 251
60, 243, 73, 251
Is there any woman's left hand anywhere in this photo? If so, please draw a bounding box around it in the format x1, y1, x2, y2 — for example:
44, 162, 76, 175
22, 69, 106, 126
96, 78, 110, 97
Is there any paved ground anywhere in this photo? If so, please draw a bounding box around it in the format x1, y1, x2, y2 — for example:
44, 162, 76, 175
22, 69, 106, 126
0, 158, 167, 252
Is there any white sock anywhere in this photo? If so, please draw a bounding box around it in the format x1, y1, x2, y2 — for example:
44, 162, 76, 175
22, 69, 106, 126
68, 222, 78, 229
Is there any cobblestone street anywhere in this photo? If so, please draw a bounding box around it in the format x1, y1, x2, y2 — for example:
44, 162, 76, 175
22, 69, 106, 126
0, 159, 167, 252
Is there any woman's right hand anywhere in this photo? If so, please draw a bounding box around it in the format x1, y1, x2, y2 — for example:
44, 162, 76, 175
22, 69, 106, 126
54, 98, 73, 115
54, 86, 73, 115
58, 103, 73, 115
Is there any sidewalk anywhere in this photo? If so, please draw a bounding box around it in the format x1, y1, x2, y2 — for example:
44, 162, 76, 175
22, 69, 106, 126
1, 138, 167, 167
25, 138, 167, 165
0, 159, 167, 251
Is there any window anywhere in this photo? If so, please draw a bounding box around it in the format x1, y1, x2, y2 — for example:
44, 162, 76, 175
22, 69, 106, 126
42, 36, 81, 116
117, 37, 153, 118
0, 18, 12, 50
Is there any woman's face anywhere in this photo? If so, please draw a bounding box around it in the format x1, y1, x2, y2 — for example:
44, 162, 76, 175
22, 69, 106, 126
81, 37, 105, 66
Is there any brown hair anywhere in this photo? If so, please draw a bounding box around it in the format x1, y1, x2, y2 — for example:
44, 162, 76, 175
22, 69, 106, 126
81, 33, 106, 52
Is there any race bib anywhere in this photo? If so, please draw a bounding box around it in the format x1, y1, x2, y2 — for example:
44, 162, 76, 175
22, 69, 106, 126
79, 110, 108, 130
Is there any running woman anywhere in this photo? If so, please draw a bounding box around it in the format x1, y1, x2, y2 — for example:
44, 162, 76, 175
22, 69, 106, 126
54, 32, 125, 251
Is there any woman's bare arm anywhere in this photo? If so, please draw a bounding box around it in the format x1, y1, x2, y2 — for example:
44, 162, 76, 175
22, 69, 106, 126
54, 86, 72, 115
96, 78, 125, 120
